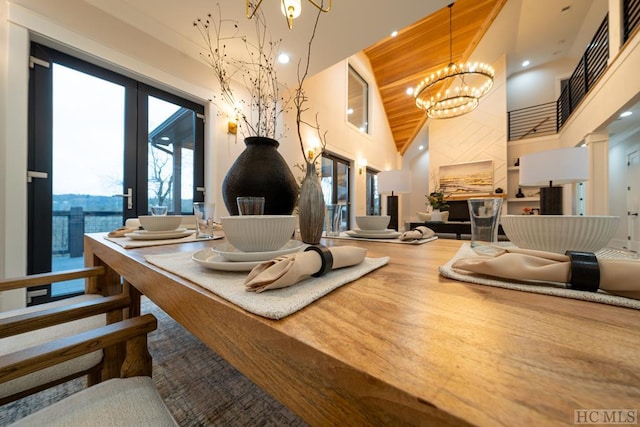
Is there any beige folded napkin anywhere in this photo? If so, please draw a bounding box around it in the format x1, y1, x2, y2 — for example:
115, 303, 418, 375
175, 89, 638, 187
451, 247, 640, 300
245, 246, 367, 293
400, 226, 435, 241
108, 226, 139, 238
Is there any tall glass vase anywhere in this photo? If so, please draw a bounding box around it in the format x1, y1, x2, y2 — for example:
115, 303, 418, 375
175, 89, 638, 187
298, 163, 325, 244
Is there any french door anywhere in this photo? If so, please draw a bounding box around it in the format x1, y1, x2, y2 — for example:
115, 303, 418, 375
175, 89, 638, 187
27, 43, 204, 304
321, 153, 351, 231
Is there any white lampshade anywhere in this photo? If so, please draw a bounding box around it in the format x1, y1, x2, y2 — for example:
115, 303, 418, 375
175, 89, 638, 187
519, 147, 588, 186
378, 170, 412, 194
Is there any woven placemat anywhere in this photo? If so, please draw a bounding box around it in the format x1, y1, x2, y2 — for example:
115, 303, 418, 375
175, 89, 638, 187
146, 250, 389, 319
439, 243, 640, 310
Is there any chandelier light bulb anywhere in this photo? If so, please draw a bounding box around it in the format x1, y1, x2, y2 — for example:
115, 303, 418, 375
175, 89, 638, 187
412, 3, 494, 119
248, 0, 330, 30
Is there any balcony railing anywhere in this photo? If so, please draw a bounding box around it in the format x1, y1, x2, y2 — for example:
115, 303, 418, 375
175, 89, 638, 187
53, 208, 122, 257
507, 102, 557, 140
508, 12, 612, 141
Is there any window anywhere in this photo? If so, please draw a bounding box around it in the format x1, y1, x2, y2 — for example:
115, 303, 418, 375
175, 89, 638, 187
347, 65, 369, 133
321, 153, 351, 231
365, 168, 380, 215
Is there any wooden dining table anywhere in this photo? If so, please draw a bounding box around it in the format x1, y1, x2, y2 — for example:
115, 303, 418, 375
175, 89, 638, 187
83, 233, 640, 426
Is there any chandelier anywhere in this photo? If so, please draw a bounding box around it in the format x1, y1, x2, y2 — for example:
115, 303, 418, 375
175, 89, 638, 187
414, 3, 494, 119
246, 0, 332, 29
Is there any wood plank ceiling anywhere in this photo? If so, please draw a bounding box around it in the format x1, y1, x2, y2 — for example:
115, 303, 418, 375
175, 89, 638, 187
363, 0, 507, 155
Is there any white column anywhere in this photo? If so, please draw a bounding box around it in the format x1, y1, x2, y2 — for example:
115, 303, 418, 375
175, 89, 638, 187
584, 132, 609, 215
608, 0, 623, 62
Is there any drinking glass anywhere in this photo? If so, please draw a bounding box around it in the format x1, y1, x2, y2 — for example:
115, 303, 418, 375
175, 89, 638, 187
150, 205, 168, 216
326, 204, 342, 237
193, 202, 216, 239
236, 196, 265, 215
467, 198, 503, 255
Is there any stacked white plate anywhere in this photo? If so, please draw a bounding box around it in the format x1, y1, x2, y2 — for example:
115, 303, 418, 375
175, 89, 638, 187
346, 229, 401, 239
125, 228, 194, 240
192, 240, 304, 271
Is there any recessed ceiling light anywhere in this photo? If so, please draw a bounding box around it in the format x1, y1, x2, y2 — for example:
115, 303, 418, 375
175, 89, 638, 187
160, 136, 170, 141
406, 87, 414, 95
278, 53, 290, 64
620, 111, 633, 118
521, 60, 530, 67
418, 145, 424, 150
391, 30, 398, 38
347, 108, 354, 115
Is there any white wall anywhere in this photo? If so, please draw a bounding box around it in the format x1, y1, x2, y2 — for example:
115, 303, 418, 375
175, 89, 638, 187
299, 51, 401, 223
507, 58, 577, 111
422, 56, 508, 213
0, 0, 8, 306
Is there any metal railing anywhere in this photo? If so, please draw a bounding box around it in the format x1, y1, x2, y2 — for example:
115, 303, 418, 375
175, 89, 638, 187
507, 102, 557, 140
557, 15, 609, 130
508, 12, 611, 141
624, 0, 640, 43
53, 209, 122, 257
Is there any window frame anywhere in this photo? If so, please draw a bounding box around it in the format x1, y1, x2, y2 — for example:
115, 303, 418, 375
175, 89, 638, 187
347, 64, 369, 134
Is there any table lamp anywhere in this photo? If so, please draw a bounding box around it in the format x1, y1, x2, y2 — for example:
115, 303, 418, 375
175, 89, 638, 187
519, 147, 588, 215
377, 170, 412, 230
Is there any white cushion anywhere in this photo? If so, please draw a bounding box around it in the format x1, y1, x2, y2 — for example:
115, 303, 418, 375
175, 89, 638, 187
0, 295, 105, 399
9, 376, 177, 426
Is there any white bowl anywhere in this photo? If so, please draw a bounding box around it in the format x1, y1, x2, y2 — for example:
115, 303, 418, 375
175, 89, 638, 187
221, 215, 296, 252
500, 215, 620, 253
355, 215, 390, 231
138, 215, 183, 232
417, 211, 450, 222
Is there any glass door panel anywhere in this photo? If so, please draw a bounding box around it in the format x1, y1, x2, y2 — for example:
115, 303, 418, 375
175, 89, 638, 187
320, 154, 351, 232
28, 43, 205, 305
50, 64, 125, 298
147, 96, 196, 214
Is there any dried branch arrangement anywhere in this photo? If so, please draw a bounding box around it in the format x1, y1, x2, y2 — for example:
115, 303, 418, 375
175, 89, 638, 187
194, 3, 290, 139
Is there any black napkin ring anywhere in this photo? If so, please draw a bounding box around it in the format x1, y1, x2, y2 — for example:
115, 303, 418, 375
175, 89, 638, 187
565, 251, 600, 292
304, 245, 333, 277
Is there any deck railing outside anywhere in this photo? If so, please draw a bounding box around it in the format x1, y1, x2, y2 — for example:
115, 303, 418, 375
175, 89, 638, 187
53, 208, 122, 257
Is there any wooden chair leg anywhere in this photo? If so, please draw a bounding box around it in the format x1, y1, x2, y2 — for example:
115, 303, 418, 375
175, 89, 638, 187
87, 367, 102, 387
101, 342, 126, 381
121, 336, 152, 378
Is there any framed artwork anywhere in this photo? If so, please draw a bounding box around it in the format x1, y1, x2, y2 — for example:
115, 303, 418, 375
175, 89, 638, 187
439, 160, 494, 194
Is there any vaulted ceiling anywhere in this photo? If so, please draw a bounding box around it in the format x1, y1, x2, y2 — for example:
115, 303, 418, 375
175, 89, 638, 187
64, 0, 612, 153
363, 0, 508, 155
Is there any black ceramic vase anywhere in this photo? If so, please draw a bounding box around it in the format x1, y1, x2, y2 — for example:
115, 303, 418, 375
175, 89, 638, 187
222, 137, 298, 216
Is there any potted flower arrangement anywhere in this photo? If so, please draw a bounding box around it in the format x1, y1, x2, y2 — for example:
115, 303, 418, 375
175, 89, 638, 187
426, 190, 450, 222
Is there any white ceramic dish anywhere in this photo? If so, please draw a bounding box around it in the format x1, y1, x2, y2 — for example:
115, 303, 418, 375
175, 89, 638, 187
355, 215, 390, 231
346, 230, 401, 239
192, 250, 261, 271
132, 228, 187, 235
138, 215, 183, 232
352, 229, 396, 235
125, 229, 194, 240
500, 215, 620, 253
221, 215, 296, 252
210, 239, 304, 262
